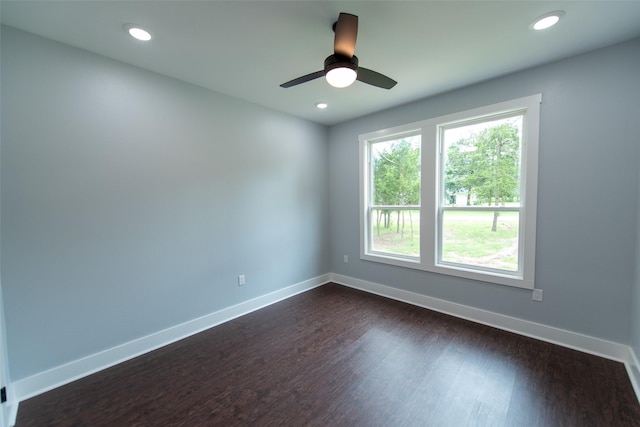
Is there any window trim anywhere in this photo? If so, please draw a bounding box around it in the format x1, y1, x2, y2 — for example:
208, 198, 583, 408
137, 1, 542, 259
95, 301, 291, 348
359, 94, 541, 289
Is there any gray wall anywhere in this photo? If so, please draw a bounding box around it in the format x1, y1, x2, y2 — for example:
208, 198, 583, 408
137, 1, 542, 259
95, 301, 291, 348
632, 166, 640, 359
1, 26, 329, 381
329, 37, 640, 344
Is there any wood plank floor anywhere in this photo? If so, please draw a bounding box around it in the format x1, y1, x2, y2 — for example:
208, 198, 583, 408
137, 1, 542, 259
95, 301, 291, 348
16, 283, 640, 426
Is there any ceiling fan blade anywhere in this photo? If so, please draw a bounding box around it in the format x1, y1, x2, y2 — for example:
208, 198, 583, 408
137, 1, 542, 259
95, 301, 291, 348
357, 67, 397, 89
280, 70, 325, 88
334, 13, 358, 57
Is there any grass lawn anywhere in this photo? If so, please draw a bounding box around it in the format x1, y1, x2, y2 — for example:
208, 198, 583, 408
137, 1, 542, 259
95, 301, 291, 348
371, 209, 518, 271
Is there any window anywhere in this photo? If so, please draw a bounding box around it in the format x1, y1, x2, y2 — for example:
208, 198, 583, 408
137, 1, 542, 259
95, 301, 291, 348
360, 95, 541, 289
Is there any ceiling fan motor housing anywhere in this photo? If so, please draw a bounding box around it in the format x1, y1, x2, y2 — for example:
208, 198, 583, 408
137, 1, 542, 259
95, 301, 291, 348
324, 54, 358, 74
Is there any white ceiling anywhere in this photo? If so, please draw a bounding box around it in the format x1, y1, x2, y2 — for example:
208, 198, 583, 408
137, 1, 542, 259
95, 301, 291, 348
2, 1, 640, 126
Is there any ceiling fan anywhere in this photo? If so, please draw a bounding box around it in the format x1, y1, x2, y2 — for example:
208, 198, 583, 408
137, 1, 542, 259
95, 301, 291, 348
280, 13, 397, 90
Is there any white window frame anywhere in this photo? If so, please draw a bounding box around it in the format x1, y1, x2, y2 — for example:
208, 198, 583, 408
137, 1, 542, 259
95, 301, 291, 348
359, 94, 541, 289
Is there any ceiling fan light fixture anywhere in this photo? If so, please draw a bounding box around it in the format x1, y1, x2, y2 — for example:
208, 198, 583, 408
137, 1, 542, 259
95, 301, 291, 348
324, 54, 358, 88
326, 67, 357, 88
530, 11, 564, 30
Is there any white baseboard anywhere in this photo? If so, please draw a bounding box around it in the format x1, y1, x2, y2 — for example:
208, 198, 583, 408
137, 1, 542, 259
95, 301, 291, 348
5, 382, 18, 427
12, 274, 330, 403
330, 273, 638, 378
6, 400, 18, 427
626, 348, 640, 404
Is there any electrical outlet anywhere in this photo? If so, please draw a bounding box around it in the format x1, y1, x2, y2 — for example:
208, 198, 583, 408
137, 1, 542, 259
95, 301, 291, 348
344, 255, 348, 263
532, 289, 543, 302
238, 275, 245, 286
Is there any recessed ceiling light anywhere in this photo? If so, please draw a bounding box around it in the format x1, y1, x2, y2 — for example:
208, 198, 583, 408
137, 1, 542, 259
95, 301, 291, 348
530, 11, 564, 31
123, 24, 152, 41
315, 102, 328, 109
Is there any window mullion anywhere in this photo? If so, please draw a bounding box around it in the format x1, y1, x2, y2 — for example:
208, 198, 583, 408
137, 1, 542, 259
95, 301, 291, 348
422, 123, 437, 268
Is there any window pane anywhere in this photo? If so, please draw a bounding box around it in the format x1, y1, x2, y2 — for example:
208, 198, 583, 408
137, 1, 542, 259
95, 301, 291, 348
441, 210, 519, 271
371, 209, 420, 256
442, 116, 522, 207
370, 135, 421, 257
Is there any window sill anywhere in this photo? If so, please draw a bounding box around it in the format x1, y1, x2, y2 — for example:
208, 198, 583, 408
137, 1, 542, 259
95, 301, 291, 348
361, 252, 534, 289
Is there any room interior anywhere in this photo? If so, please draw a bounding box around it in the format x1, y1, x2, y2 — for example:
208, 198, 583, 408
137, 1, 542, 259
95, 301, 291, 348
1, 1, 640, 426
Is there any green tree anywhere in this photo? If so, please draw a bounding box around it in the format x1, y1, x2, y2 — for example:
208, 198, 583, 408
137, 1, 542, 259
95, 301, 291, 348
445, 123, 520, 231
444, 137, 475, 205
373, 139, 420, 236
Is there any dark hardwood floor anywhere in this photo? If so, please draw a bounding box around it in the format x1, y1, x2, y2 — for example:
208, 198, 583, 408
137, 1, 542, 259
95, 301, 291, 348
16, 283, 640, 426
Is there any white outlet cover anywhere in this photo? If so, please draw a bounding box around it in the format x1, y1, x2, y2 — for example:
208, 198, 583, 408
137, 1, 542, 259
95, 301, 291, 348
532, 289, 543, 301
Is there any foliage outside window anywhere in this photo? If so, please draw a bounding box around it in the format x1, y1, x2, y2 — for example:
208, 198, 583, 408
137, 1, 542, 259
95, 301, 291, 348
441, 116, 522, 272
360, 95, 541, 289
